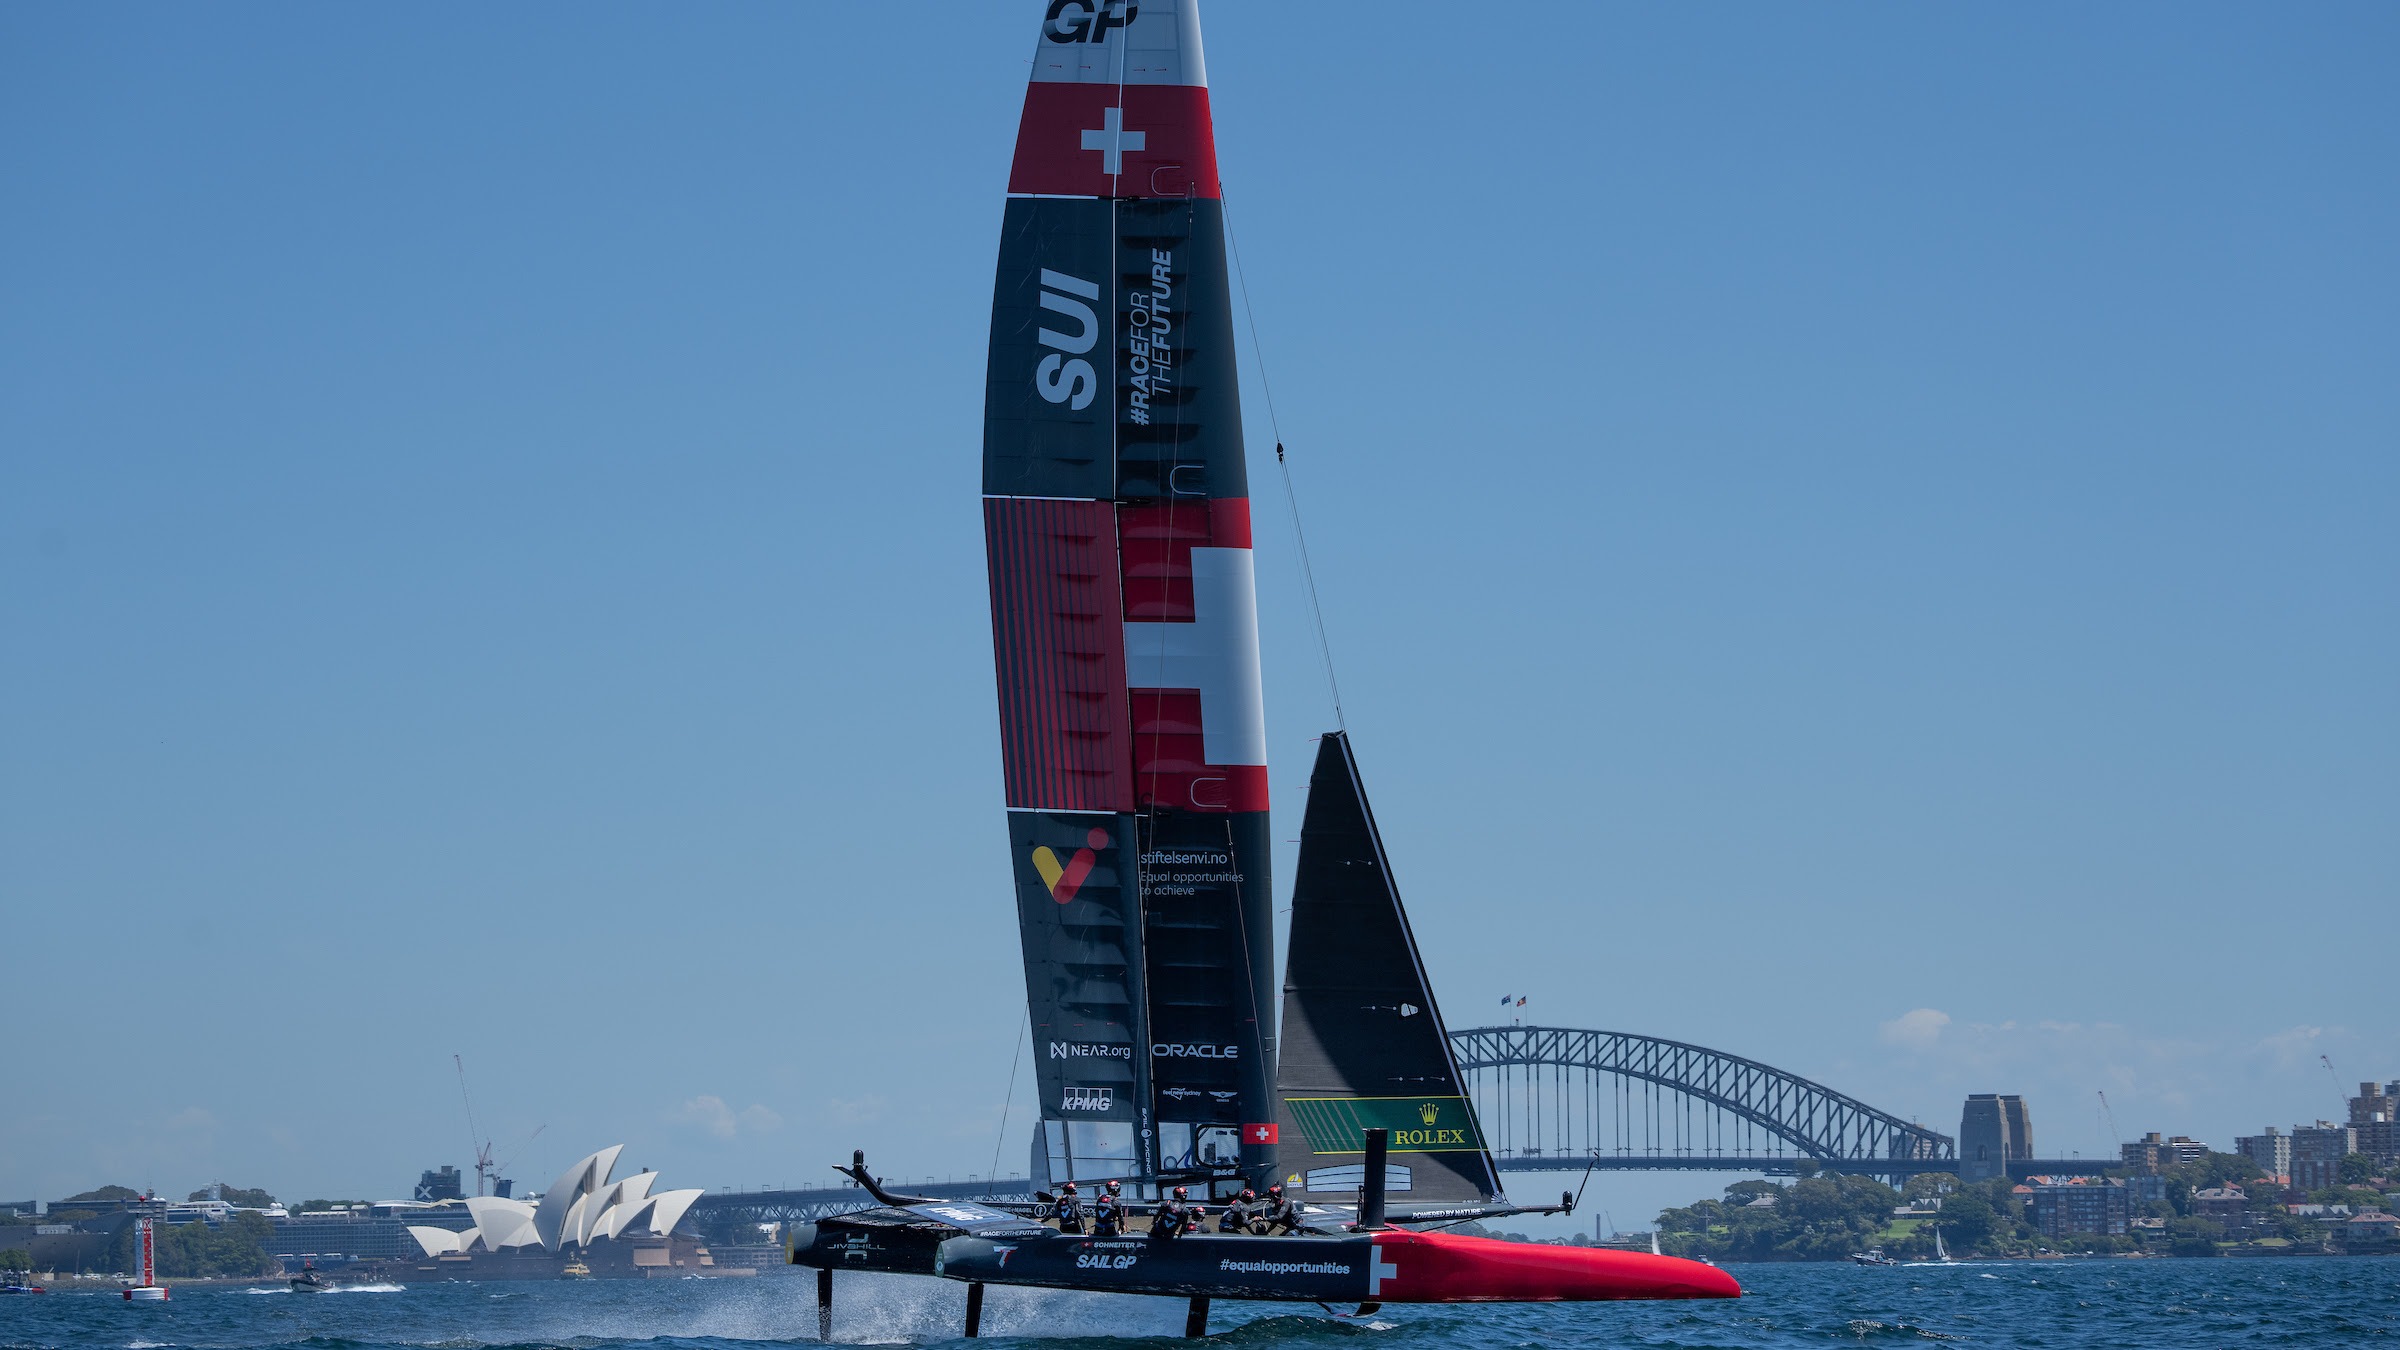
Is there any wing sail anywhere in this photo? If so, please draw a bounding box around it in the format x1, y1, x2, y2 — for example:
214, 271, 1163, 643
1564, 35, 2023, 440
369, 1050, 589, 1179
985, 0, 1275, 1196
1271, 733, 1504, 1207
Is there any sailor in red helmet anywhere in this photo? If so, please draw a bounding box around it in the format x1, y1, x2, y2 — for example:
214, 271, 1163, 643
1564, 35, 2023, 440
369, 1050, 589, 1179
1050, 1180, 1085, 1234
1260, 1182, 1303, 1235
1217, 1188, 1258, 1233
1091, 1179, 1125, 1237
1152, 1186, 1193, 1239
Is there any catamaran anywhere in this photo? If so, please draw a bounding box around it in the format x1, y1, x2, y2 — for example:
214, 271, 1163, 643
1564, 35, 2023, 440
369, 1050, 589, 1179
787, 0, 1741, 1333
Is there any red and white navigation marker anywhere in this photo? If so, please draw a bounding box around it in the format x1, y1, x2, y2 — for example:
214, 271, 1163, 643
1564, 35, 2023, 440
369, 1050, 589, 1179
122, 1216, 167, 1301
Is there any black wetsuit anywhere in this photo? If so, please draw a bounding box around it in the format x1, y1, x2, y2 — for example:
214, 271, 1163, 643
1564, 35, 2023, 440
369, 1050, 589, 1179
1216, 1200, 1254, 1234
1051, 1194, 1085, 1234
1092, 1194, 1123, 1237
1152, 1199, 1190, 1238
1261, 1196, 1303, 1233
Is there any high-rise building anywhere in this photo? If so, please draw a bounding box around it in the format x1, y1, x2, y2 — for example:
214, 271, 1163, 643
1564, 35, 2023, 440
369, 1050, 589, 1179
2119, 1132, 2209, 1175
2291, 1122, 2357, 1192
1960, 1094, 2031, 1181
415, 1166, 464, 1203
2235, 1127, 2292, 1183
2350, 1082, 2399, 1166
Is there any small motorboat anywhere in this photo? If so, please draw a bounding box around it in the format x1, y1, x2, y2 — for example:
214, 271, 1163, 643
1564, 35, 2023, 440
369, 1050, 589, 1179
0, 1280, 45, 1294
1850, 1247, 1900, 1266
289, 1262, 335, 1292
561, 1259, 593, 1280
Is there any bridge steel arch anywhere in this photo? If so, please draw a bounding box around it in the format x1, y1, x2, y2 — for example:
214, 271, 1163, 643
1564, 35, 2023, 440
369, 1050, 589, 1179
1448, 1026, 1953, 1173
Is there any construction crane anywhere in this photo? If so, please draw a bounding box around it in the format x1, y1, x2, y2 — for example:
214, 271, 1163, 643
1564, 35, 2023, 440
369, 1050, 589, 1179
455, 1054, 495, 1196
493, 1123, 545, 1194
2097, 1091, 2123, 1149
456, 1054, 545, 1198
2322, 1055, 2347, 1119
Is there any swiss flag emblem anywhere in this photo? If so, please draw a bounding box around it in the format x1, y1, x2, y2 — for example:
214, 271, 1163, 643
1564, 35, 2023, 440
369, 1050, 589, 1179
1247, 1123, 1279, 1145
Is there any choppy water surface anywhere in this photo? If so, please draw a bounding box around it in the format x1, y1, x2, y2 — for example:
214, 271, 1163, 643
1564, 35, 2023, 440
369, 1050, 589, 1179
5, 1259, 2396, 1349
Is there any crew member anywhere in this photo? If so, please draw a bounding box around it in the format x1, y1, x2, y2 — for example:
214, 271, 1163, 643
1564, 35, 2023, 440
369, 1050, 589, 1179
1152, 1185, 1193, 1239
1260, 1183, 1303, 1234
1217, 1189, 1256, 1234
1092, 1180, 1124, 1237
1051, 1181, 1084, 1234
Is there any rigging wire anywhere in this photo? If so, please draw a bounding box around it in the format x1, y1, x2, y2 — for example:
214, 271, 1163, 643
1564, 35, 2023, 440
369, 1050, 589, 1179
990, 1009, 1029, 1185
1222, 192, 1346, 733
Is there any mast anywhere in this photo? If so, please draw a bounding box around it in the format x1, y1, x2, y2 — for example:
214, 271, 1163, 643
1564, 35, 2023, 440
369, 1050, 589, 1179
984, 0, 1274, 1197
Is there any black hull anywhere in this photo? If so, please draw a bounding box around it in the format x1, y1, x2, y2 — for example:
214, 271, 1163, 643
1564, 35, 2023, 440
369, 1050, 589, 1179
938, 1231, 1369, 1302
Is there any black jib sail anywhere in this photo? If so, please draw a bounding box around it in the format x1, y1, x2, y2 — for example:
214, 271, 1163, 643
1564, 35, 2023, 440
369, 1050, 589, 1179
1270, 732, 1505, 1208
982, 0, 1276, 1197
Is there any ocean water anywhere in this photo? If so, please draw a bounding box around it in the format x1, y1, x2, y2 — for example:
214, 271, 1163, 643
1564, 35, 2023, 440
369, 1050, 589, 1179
4, 1259, 2396, 1349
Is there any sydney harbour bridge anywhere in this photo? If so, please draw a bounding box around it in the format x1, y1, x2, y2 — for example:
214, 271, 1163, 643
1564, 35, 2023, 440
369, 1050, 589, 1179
686, 1023, 2095, 1231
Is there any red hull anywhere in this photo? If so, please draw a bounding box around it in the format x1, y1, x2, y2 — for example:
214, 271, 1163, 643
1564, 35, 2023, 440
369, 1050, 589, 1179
1370, 1231, 1741, 1302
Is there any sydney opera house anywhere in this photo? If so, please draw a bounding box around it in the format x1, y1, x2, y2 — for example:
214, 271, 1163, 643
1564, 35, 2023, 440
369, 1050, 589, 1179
402, 1146, 720, 1278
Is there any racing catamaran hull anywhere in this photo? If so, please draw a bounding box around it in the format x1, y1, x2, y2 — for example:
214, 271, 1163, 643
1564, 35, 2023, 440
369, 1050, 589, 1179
936, 1230, 1741, 1303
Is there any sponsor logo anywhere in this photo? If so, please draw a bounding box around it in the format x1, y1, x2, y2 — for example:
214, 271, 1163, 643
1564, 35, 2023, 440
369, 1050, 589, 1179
1217, 1258, 1351, 1276
1125, 248, 1173, 427
1076, 1251, 1140, 1270
1400, 1003, 1419, 1017
1048, 1041, 1132, 1061
993, 1245, 1017, 1268
1283, 1096, 1487, 1154
1044, 0, 1137, 44
1247, 1123, 1279, 1145
1161, 1087, 1201, 1101
1208, 1090, 1238, 1102
1031, 826, 1109, 903
1063, 1086, 1115, 1112
1153, 1043, 1239, 1060
1032, 270, 1102, 412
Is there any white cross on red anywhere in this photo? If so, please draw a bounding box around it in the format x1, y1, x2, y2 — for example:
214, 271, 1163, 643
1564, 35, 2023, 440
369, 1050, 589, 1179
1367, 1244, 1399, 1296
1080, 106, 1146, 175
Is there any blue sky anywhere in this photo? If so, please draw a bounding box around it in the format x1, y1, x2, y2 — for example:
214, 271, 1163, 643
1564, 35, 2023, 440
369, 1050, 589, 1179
3, 2, 2393, 1225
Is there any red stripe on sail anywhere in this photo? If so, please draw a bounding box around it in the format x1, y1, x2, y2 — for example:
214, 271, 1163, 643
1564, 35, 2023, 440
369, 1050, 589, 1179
1009, 83, 1220, 200
985, 498, 1134, 812
1129, 690, 1267, 813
